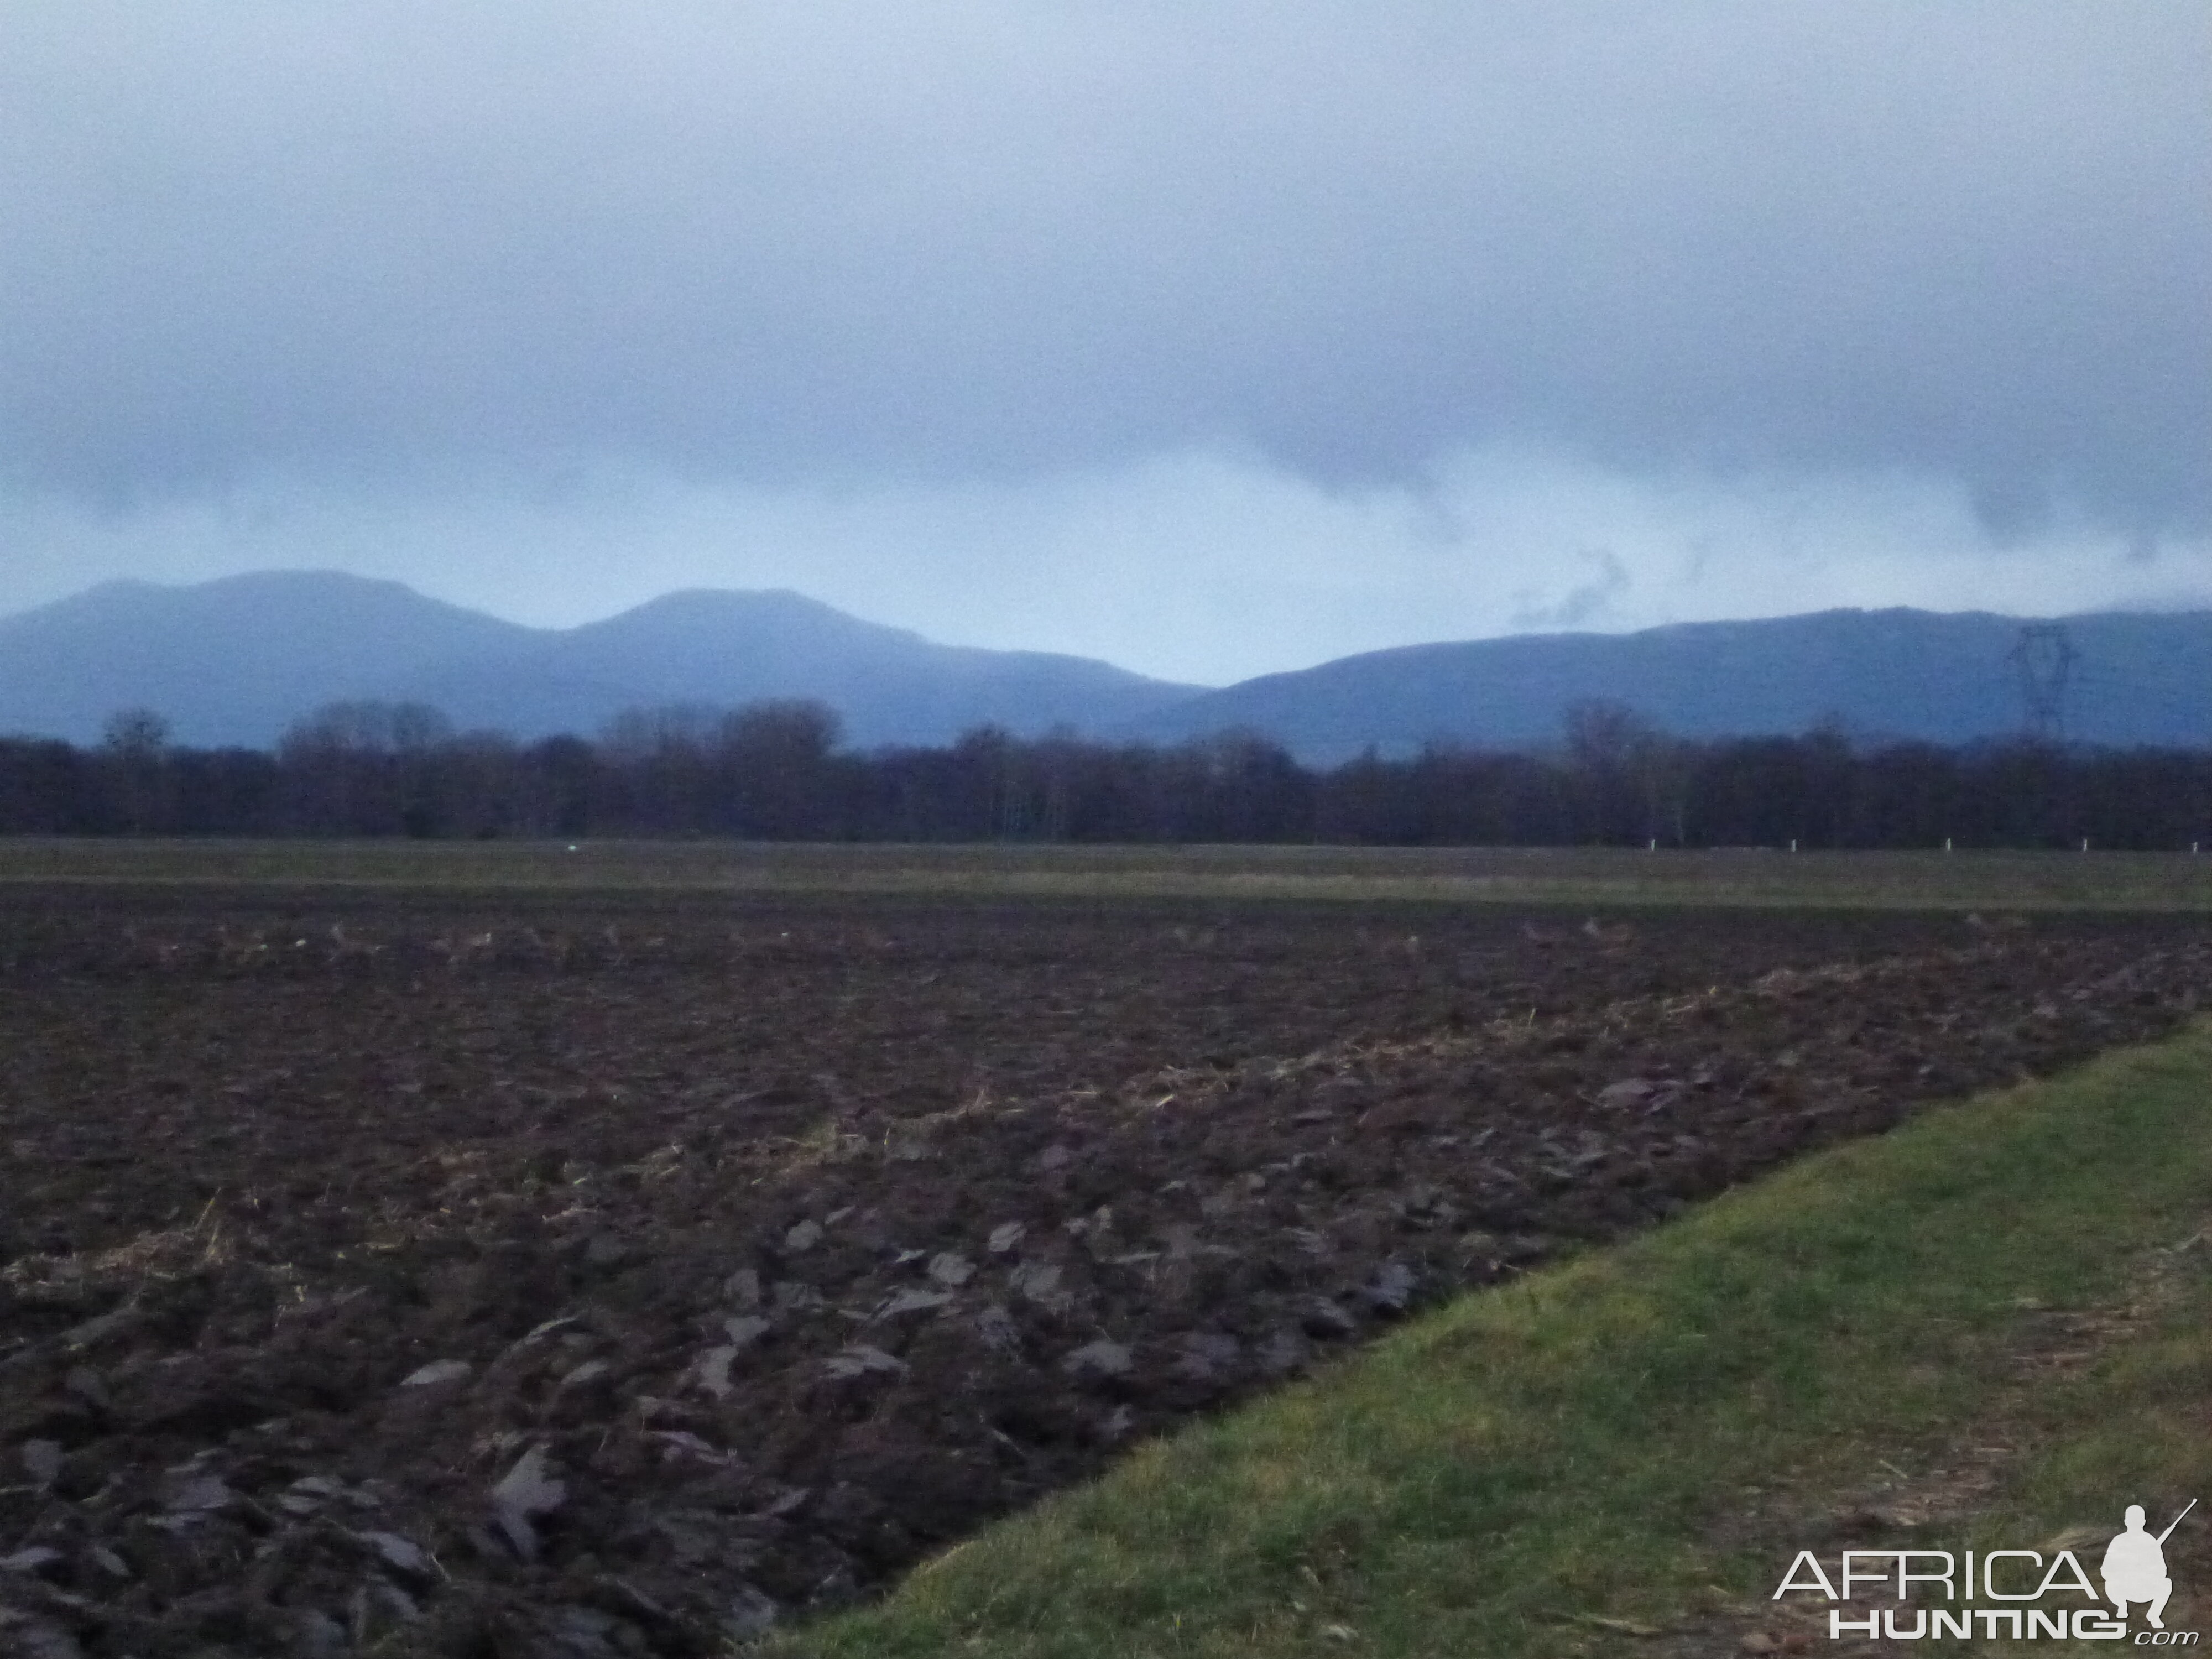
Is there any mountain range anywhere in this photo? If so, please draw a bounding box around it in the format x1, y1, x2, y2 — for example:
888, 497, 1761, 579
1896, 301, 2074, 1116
0, 573, 1198, 751
1151, 607, 2212, 759
2, 571, 2208, 759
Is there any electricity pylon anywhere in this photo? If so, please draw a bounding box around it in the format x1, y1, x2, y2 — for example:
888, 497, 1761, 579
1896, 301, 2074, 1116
2007, 623, 2077, 742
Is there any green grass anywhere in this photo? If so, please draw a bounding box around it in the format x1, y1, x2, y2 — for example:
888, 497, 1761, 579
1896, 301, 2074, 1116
770, 1023, 2212, 1658
8, 836, 2212, 909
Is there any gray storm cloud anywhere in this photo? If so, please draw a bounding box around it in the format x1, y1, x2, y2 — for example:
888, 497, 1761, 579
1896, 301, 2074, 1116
1, 1, 2206, 536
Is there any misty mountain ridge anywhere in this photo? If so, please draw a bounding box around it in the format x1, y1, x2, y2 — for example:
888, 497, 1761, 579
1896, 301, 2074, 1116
2, 571, 2209, 759
0, 572, 1199, 750
1139, 607, 2212, 761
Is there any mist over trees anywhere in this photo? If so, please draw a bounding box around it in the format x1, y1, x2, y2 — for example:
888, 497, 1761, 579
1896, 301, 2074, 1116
3, 697, 2211, 850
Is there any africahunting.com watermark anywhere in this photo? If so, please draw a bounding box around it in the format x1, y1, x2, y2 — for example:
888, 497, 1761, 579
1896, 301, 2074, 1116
1773, 1501, 2198, 1642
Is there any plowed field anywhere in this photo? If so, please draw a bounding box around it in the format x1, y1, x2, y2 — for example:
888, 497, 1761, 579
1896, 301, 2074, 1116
3, 886, 2207, 1656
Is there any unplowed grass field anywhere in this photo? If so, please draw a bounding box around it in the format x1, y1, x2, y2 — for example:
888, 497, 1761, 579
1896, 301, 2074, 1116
3, 855, 2209, 1655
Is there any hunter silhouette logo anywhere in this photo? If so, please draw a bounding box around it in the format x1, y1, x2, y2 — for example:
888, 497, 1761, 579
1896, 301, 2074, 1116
1772, 1499, 2199, 1642
2106, 1501, 2194, 1631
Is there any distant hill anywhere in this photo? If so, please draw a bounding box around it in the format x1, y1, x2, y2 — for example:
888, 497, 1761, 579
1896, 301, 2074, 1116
0, 573, 538, 748
1129, 608, 2212, 761
0, 573, 1199, 749
7, 578, 2209, 761
398, 588, 1203, 748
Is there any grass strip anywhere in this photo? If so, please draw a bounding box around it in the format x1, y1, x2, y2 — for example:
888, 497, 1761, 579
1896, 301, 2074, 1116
772, 1021, 2212, 1657
10, 838, 2212, 909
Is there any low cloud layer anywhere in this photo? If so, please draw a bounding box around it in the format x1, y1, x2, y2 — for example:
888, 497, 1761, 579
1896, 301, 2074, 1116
2, 3, 2206, 676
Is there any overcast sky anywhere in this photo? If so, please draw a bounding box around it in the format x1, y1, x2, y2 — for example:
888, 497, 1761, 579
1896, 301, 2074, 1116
3, 2, 2206, 685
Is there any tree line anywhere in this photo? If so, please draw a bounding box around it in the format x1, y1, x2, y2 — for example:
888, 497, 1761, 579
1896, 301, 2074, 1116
4, 697, 2212, 849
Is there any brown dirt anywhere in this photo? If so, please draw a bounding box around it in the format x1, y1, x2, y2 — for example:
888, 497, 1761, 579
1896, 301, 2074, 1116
2, 889, 2208, 1656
